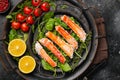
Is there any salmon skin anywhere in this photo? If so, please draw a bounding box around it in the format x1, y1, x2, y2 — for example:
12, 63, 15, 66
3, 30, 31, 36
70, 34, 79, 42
46, 31, 74, 58
39, 38, 66, 64
56, 25, 78, 49
35, 41, 57, 67
61, 15, 86, 42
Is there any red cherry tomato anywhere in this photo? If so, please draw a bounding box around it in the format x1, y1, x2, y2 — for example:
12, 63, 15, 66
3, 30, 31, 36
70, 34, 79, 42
33, 8, 42, 17
40, 2, 50, 12
26, 15, 34, 24
11, 21, 21, 30
23, 6, 33, 15
16, 13, 26, 22
21, 23, 29, 32
32, 0, 41, 7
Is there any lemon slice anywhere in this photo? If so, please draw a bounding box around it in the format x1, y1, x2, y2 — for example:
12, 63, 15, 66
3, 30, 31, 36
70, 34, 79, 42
8, 39, 26, 57
18, 56, 36, 74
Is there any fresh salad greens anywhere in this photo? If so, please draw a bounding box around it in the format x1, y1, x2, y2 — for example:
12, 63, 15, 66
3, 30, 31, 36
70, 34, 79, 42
58, 62, 71, 72
54, 17, 69, 30
33, 11, 92, 72
42, 59, 55, 71
45, 18, 55, 30
42, 11, 54, 21
8, 29, 28, 42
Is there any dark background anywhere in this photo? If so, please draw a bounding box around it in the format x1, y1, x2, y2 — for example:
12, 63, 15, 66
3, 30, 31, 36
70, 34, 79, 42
0, 0, 120, 80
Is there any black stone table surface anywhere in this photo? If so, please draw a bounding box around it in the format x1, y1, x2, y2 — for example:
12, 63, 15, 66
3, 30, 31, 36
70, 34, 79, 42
0, 0, 120, 80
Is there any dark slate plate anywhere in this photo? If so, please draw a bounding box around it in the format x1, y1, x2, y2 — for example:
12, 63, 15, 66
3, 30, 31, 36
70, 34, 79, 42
3, 0, 98, 80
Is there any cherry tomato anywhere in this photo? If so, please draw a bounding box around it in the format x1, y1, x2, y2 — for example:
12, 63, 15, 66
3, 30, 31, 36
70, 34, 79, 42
21, 23, 29, 32
33, 8, 42, 17
26, 15, 34, 24
40, 2, 50, 12
11, 21, 21, 30
23, 6, 33, 15
16, 13, 26, 22
32, 0, 41, 7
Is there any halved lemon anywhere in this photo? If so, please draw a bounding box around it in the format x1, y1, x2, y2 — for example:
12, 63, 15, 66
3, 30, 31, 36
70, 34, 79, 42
18, 56, 36, 74
8, 39, 26, 57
